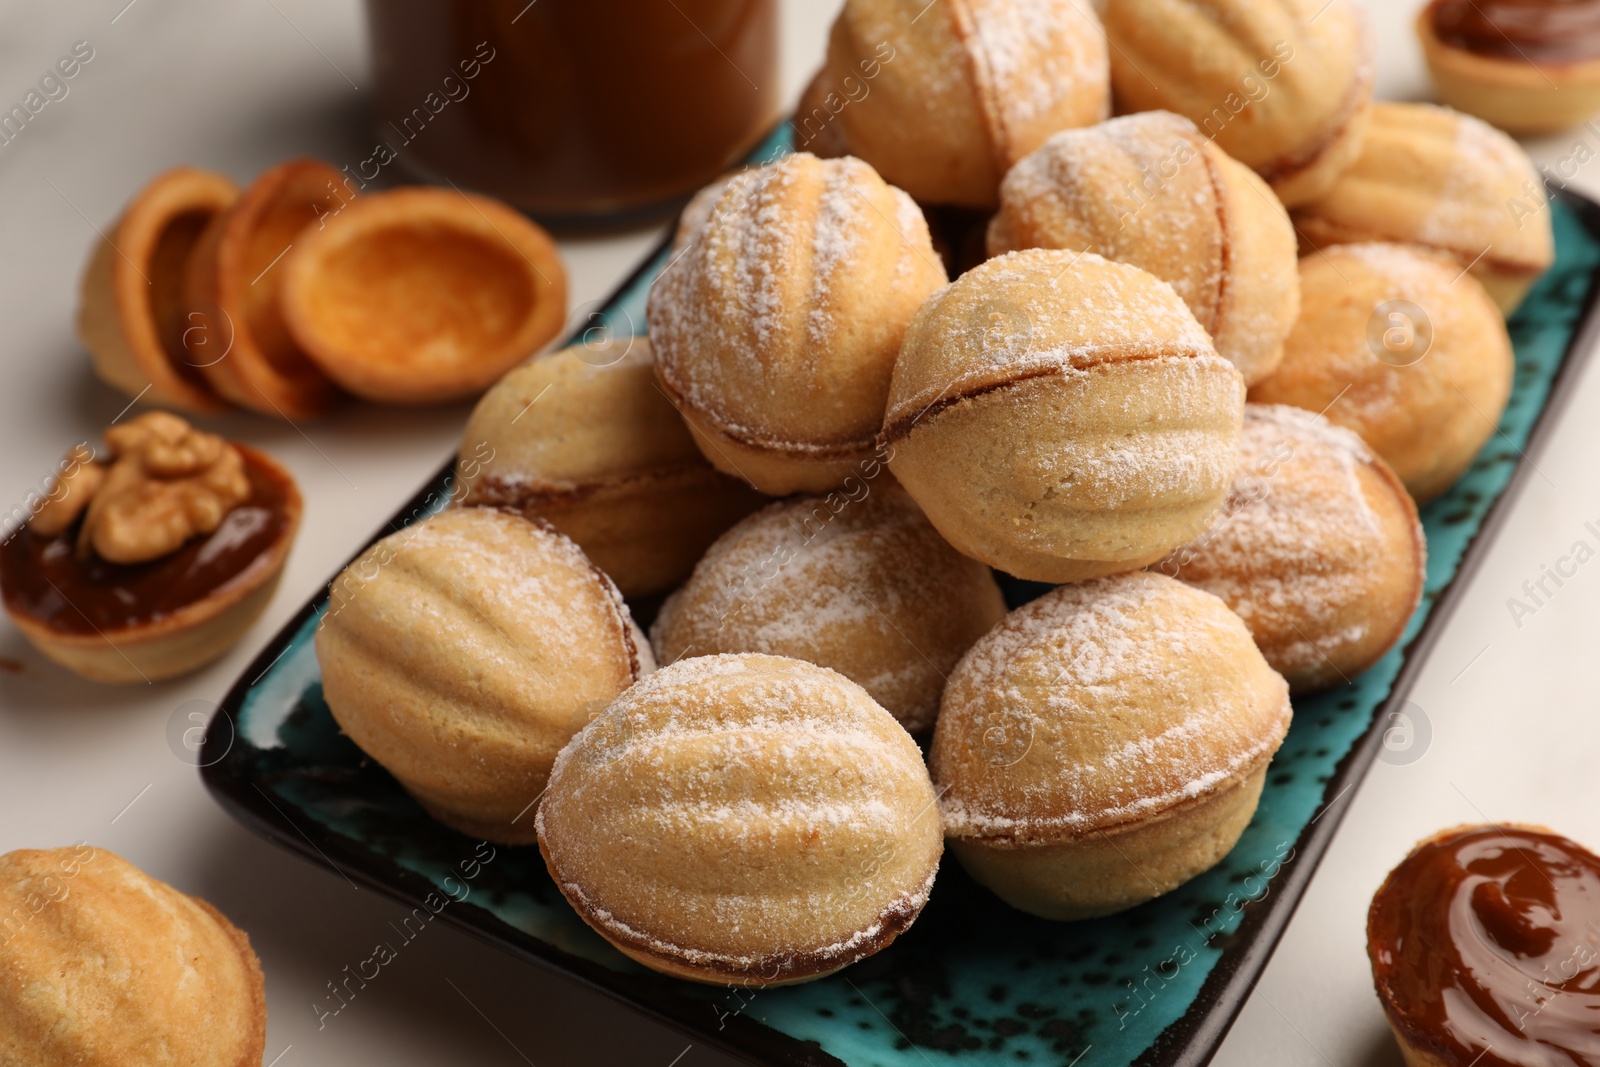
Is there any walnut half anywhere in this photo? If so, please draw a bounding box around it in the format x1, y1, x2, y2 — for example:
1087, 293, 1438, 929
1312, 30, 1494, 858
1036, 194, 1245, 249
31, 445, 106, 538
35, 412, 253, 565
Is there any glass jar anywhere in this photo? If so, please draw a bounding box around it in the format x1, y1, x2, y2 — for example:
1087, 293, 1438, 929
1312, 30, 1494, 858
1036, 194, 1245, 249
364, 0, 780, 224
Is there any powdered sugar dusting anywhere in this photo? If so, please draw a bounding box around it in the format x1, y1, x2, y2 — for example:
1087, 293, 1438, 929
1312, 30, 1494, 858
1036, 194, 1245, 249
1416, 106, 1541, 252
935, 573, 1289, 840
886, 249, 1225, 428
807, 158, 869, 347
998, 115, 1221, 318
650, 489, 1002, 729
964, 0, 1109, 157
1160, 404, 1422, 682
647, 153, 942, 447
538, 654, 943, 972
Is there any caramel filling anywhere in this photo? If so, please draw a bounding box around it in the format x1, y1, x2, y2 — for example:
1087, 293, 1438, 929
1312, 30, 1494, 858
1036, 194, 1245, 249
1369, 825, 1600, 1066
1, 452, 290, 635
1432, 0, 1600, 64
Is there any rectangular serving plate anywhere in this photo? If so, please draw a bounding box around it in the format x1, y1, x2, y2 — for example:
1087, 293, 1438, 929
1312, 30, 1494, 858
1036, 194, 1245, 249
201, 138, 1600, 1066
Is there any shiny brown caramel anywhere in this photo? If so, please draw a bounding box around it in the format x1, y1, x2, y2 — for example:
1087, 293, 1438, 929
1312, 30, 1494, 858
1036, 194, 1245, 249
1368, 825, 1600, 1066
0, 447, 291, 635
1431, 0, 1600, 63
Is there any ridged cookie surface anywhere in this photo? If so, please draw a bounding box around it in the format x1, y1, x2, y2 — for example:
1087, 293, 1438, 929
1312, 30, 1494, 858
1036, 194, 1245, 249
315, 507, 650, 843
537, 654, 942, 985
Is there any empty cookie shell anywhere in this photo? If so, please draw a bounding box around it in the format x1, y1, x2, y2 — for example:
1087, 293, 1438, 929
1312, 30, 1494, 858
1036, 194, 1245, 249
536, 653, 943, 985
181, 157, 348, 419
282, 186, 568, 405
77, 166, 237, 414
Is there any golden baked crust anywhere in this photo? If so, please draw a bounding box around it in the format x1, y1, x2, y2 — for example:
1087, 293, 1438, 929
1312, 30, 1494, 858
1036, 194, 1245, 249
1417, 4, 1600, 136
1249, 243, 1513, 504
182, 158, 347, 419
647, 153, 947, 495
673, 171, 744, 253
1102, 0, 1374, 207
1291, 102, 1554, 315
0, 846, 265, 1067
281, 186, 568, 404
76, 166, 235, 414
817, 0, 1110, 207
882, 248, 1244, 583
457, 338, 762, 598
988, 112, 1300, 385
1159, 404, 1426, 693
537, 654, 942, 985
650, 483, 1006, 732
314, 507, 652, 843
930, 573, 1290, 918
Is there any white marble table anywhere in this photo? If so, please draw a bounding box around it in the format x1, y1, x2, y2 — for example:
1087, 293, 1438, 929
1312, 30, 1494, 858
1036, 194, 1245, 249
1, 2, 1596, 1065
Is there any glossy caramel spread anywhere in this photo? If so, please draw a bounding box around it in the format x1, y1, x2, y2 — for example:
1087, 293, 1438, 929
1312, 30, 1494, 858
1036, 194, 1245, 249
0, 449, 290, 635
1369, 825, 1600, 1066
1432, 0, 1600, 64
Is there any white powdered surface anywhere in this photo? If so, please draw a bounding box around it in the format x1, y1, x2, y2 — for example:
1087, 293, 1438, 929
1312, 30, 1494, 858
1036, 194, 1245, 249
938, 574, 1288, 839
1171, 405, 1387, 676
966, 0, 1107, 133
1416, 105, 1540, 252
538, 655, 940, 970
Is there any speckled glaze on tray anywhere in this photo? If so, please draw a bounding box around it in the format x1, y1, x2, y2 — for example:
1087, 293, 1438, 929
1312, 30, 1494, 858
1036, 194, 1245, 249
202, 124, 1600, 1067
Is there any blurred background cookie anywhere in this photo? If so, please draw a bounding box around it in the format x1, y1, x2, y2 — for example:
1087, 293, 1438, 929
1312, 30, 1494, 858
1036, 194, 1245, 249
807, 0, 1109, 207
1291, 102, 1553, 314
1102, 0, 1374, 206
989, 111, 1300, 385
0, 845, 265, 1066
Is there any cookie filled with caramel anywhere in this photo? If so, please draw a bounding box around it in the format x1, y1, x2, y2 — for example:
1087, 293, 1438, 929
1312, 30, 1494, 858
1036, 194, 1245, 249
1369, 824, 1600, 1066
0, 412, 301, 682
1419, 0, 1600, 133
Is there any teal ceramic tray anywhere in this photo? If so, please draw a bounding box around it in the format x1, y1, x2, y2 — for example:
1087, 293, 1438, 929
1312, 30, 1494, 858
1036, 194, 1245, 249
202, 133, 1600, 1065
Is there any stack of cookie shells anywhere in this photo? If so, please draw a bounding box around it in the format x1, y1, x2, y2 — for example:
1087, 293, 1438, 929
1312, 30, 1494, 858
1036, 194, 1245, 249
311, 0, 1554, 988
